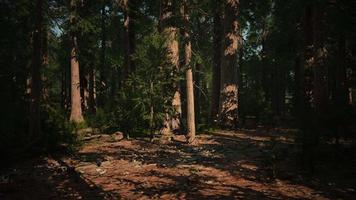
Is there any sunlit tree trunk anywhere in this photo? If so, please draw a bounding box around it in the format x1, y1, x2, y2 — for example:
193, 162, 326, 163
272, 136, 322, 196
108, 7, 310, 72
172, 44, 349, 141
160, 0, 181, 137
29, 0, 44, 139
80, 71, 89, 111
219, 0, 240, 128
181, 0, 195, 143
211, 0, 223, 123
69, 0, 84, 123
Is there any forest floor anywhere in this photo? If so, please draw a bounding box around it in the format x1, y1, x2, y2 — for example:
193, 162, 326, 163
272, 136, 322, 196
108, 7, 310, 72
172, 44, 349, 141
1, 129, 356, 200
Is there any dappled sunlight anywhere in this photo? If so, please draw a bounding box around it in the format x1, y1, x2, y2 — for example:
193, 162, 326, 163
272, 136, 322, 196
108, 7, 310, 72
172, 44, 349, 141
53, 131, 341, 199
1, 130, 354, 199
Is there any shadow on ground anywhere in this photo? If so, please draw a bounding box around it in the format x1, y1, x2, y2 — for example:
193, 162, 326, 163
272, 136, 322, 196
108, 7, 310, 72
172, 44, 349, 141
1, 130, 356, 199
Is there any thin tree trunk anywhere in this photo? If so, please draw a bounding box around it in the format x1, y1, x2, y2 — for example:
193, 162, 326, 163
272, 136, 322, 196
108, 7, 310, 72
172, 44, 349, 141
80, 72, 89, 111
294, 55, 302, 117
194, 62, 201, 125
211, 0, 223, 122
312, 5, 328, 117
61, 63, 70, 110
301, 3, 315, 173
123, 0, 131, 79
88, 65, 96, 114
123, 0, 136, 80
335, 33, 348, 108
219, 0, 240, 128
181, 0, 195, 143
29, 0, 43, 140
42, 24, 49, 103
98, 2, 107, 106
194, 16, 204, 125
69, 0, 84, 123
261, 37, 271, 104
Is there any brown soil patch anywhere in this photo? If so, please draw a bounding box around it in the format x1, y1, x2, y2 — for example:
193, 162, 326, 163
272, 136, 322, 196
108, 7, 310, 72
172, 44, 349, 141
1, 130, 355, 199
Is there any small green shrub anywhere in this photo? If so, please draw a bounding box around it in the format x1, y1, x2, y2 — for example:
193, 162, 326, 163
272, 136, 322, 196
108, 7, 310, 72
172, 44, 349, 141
42, 105, 80, 152
109, 32, 178, 137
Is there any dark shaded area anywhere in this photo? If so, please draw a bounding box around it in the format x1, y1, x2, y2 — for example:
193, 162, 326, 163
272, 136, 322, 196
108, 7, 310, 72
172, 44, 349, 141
0, 156, 117, 200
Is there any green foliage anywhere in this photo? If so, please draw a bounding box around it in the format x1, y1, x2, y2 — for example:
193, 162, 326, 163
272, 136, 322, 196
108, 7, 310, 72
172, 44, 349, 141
240, 86, 270, 121
41, 105, 80, 152
107, 33, 178, 137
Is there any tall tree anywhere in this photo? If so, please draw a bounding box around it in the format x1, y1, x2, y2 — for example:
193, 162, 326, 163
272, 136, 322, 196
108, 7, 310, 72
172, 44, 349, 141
69, 0, 84, 123
301, 1, 328, 173
122, 0, 137, 80
312, 3, 328, 118
211, 0, 223, 122
181, 0, 195, 143
88, 64, 96, 114
219, 0, 240, 128
98, 0, 108, 106
29, 0, 44, 139
160, 0, 181, 136
42, 23, 49, 102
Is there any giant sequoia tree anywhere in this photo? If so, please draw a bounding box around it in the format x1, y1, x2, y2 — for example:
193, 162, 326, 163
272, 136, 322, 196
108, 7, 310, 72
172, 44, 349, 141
219, 0, 240, 127
69, 0, 84, 123
159, 0, 181, 136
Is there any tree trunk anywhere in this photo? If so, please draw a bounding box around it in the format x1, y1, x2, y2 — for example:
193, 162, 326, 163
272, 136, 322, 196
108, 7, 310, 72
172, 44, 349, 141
42, 24, 49, 103
294, 55, 302, 117
211, 0, 223, 123
334, 33, 349, 108
160, 0, 181, 137
261, 31, 271, 105
69, 0, 84, 123
123, 0, 136, 80
301, 3, 315, 174
271, 64, 286, 116
181, 0, 195, 143
301, 2, 328, 174
61, 62, 71, 111
194, 62, 201, 125
88, 65, 96, 114
29, 0, 43, 140
219, 0, 240, 128
312, 5, 328, 117
80, 71, 89, 111
98, 1, 107, 106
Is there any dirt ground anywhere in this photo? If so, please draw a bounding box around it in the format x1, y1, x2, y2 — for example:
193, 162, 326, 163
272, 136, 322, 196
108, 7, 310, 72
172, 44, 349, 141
1, 130, 356, 200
